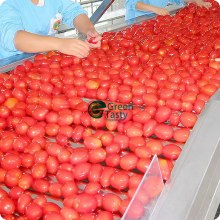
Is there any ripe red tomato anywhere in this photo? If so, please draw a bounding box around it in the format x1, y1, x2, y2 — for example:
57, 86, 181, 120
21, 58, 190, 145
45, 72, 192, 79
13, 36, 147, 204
146, 139, 163, 155
102, 194, 121, 212
0, 197, 15, 215
110, 171, 129, 191
1, 153, 21, 170
100, 167, 114, 188
60, 207, 80, 220
120, 153, 138, 171
73, 162, 91, 181
180, 112, 197, 128
72, 193, 98, 213
25, 203, 43, 220
154, 124, 173, 140
173, 128, 190, 143
154, 106, 172, 123
162, 144, 182, 160
17, 193, 32, 214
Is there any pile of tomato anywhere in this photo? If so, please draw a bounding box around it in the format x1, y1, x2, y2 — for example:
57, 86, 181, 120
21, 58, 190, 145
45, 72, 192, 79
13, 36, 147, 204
0, 1, 220, 219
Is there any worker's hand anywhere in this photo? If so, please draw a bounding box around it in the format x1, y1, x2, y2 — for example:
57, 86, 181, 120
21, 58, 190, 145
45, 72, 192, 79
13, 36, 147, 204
57, 38, 90, 58
86, 28, 102, 48
194, 0, 212, 8
153, 7, 169, 16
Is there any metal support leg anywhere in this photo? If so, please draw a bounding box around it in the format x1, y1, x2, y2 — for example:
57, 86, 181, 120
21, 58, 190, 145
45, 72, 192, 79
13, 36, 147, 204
90, 0, 115, 25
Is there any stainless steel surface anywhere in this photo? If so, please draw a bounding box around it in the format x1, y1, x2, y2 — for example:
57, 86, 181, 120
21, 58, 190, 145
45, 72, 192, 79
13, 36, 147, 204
90, 0, 116, 24
0, 53, 35, 73
149, 90, 220, 220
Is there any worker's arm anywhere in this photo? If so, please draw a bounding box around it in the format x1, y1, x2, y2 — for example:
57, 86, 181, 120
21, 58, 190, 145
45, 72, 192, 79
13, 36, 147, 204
74, 14, 102, 48
136, 2, 169, 15
184, 0, 212, 8
14, 30, 90, 58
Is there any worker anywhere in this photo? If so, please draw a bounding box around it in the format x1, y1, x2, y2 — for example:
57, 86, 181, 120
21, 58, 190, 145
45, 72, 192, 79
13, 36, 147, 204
125, 0, 212, 21
0, 0, 102, 59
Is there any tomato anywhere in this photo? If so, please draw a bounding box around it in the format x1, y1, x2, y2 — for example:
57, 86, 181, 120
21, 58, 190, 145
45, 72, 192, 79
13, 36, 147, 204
102, 194, 121, 212
146, 139, 163, 155
80, 213, 96, 220
46, 156, 59, 174
110, 171, 129, 191
56, 169, 74, 183
88, 164, 103, 182
31, 163, 47, 179
143, 94, 158, 106
154, 124, 173, 140
33, 195, 47, 207
133, 111, 151, 123
43, 202, 60, 214
60, 207, 80, 220
49, 183, 62, 197
17, 193, 32, 214
89, 148, 106, 163
72, 193, 97, 213
163, 144, 182, 160
128, 136, 145, 152
100, 167, 114, 188
119, 199, 130, 215
70, 148, 89, 165
9, 187, 24, 200
159, 158, 173, 181
32, 179, 49, 194
126, 125, 143, 137
74, 162, 91, 181
154, 106, 172, 123
180, 112, 197, 128
0, 197, 15, 215
1, 153, 21, 170
104, 153, 119, 167
96, 211, 113, 220
84, 136, 102, 149
18, 173, 33, 190
173, 128, 190, 143
113, 134, 128, 150
25, 203, 43, 220
120, 153, 138, 171
43, 213, 63, 220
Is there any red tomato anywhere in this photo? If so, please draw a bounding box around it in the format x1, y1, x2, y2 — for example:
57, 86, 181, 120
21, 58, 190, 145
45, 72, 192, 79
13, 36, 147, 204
146, 139, 163, 155
60, 207, 80, 220
110, 171, 129, 191
73, 162, 91, 181
25, 203, 43, 220
102, 194, 121, 212
0, 197, 15, 215
180, 112, 197, 128
96, 211, 113, 220
154, 106, 172, 123
120, 153, 138, 171
72, 193, 97, 213
88, 164, 103, 182
84, 136, 102, 149
162, 144, 182, 160
100, 167, 114, 188
173, 128, 190, 143
105, 153, 120, 167
154, 124, 173, 140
